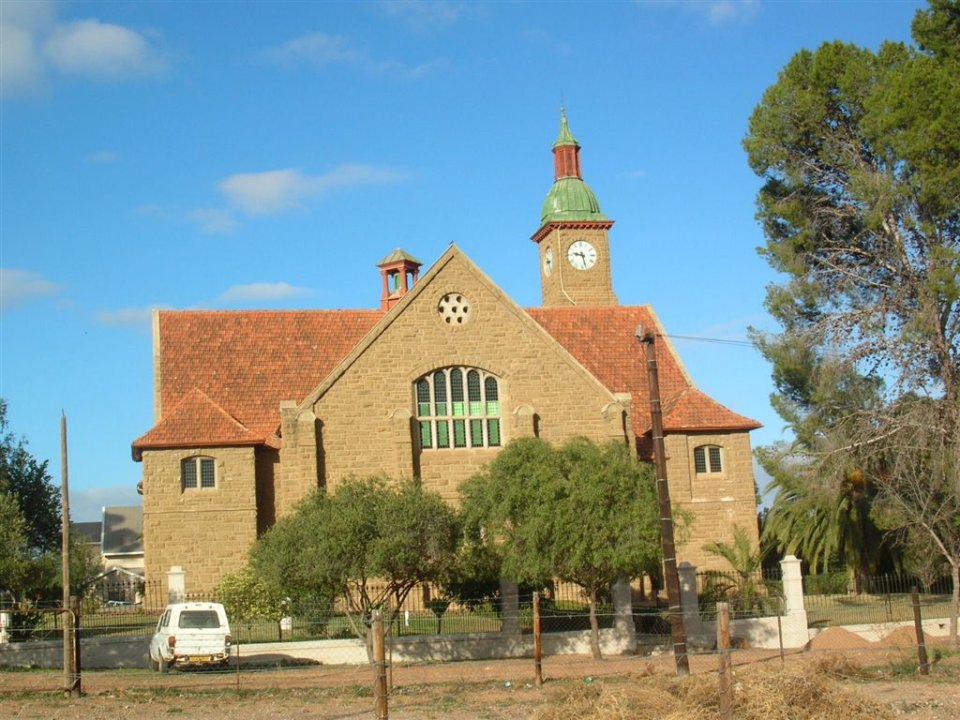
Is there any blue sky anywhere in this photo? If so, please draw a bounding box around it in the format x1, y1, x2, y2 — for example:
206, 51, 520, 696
1, 0, 926, 521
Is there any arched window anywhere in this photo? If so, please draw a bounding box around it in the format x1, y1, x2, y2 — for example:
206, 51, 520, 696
693, 445, 723, 474
182, 456, 216, 490
416, 368, 502, 450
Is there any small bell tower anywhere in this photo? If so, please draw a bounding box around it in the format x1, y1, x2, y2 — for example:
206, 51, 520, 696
378, 249, 422, 310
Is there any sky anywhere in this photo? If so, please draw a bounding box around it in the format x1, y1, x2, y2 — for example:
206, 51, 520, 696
1, 0, 928, 522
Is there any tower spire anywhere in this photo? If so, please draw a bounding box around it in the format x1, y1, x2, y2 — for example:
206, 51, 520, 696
552, 107, 582, 180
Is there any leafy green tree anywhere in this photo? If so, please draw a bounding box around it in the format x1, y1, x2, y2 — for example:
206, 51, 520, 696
0, 492, 31, 599
0, 399, 61, 554
744, 1, 959, 630
249, 475, 459, 649
216, 567, 289, 641
460, 437, 662, 659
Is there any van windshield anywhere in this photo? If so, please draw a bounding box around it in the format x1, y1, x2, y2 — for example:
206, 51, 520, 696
178, 610, 222, 629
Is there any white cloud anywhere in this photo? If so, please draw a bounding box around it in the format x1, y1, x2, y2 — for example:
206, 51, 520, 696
219, 282, 312, 303
1, 6, 166, 97
377, 1, 469, 31
643, 0, 761, 26
189, 207, 239, 234
262, 31, 441, 80
0, 269, 61, 310
706, 0, 760, 25
220, 164, 406, 215
70, 485, 141, 523
95, 305, 169, 329
43, 19, 167, 79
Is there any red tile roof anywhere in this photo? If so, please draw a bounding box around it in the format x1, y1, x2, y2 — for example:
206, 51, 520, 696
526, 306, 761, 437
131, 305, 759, 458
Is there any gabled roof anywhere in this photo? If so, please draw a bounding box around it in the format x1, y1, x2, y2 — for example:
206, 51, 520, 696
132, 388, 265, 459
132, 309, 383, 458
131, 257, 758, 458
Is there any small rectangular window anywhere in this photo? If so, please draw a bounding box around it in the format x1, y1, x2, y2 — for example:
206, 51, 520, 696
708, 446, 722, 473
200, 458, 216, 488
469, 401, 483, 416
694, 448, 706, 473
183, 460, 197, 488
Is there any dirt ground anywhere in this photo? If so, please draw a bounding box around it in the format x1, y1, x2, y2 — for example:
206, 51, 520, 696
2, 645, 959, 719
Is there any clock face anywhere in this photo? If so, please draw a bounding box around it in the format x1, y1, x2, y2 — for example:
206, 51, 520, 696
567, 240, 597, 270
543, 247, 553, 276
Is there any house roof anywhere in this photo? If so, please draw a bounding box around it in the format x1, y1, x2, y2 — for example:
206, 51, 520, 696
526, 306, 761, 437
132, 299, 758, 459
132, 309, 383, 457
72, 521, 102, 545
102, 506, 143, 557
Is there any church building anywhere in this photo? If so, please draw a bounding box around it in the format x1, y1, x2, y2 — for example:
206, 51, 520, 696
132, 113, 761, 593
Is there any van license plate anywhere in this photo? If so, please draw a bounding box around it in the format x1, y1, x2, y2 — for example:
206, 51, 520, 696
188, 656, 212, 663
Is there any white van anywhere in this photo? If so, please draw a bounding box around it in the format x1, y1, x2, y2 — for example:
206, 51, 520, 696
149, 601, 232, 671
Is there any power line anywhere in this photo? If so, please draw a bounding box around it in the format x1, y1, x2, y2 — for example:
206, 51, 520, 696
664, 333, 755, 348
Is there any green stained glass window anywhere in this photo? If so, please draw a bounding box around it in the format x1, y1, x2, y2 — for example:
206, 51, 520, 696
417, 379, 431, 416
415, 367, 503, 450
470, 419, 483, 446
436, 420, 450, 448
487, 419, 501, 447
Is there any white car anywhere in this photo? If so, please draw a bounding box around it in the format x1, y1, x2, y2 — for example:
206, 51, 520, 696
149, 601, 232, 672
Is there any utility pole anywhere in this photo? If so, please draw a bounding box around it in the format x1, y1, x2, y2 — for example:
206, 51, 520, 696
60, 413, 80, 696
637, 327, 690, 676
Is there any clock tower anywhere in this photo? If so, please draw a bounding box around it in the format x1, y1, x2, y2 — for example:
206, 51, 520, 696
532, 110, 618, 307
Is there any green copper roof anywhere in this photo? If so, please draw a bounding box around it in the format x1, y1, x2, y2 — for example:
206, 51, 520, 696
553, 108, 579, 149
541, 177, 607, 223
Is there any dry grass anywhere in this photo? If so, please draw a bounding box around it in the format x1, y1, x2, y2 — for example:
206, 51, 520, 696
532, 662, 896, 720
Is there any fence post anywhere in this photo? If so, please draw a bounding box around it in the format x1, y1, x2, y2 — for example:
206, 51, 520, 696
500, 579, 521, 636
167, 566, 186, 603
533, 592, 543, 688
612, 579, 637, 653
678, 563, 701, 635
779, 556, 804, 616
372, 610, 389, 720
911, 586, 929, 676
717, 602, 733, 719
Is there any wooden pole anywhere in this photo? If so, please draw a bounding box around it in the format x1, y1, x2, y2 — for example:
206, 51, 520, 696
60, 414, 79, 697
638, 328, 690, 676
911, 586, 929, 676
372, 610, 389, 720
533, 592, 543, 687
717, 602, 733, 719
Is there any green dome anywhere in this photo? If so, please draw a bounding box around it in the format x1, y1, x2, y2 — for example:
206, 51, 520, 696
540, 177, 607, 224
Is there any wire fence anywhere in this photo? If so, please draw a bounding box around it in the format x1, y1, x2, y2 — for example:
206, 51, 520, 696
2, 573, 955, 705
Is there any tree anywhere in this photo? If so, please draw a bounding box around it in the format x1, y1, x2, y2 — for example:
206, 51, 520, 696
744, 1, 960, 639
459, 437, 662, 659
216, 567, 289, 641
249, 475, 459, 650
0, 492, 31, 600
0, 399, 61, 554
